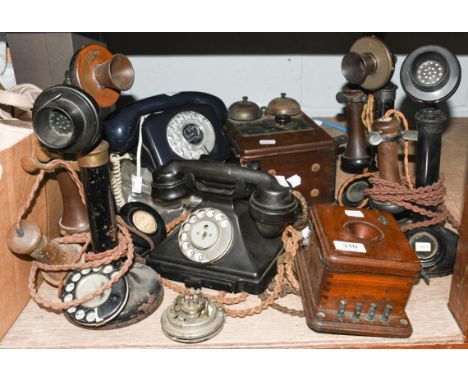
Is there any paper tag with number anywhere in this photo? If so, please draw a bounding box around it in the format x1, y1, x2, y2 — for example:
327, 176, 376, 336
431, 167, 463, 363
333, 240, 367, 253
415, 242, 432, 252
345, 210, 364, 218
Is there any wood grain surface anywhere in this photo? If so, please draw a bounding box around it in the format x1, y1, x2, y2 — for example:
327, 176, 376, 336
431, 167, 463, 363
1, 118, 467, 348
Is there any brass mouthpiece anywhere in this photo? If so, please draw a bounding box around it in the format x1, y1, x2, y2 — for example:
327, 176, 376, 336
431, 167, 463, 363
94, 53, 135, 91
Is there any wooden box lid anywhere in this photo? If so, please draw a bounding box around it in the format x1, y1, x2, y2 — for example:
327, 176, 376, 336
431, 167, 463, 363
311, 204, 421, 277
226, 114, 336, 159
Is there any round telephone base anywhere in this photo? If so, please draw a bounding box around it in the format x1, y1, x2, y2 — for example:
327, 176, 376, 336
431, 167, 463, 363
161, 291, 225, 343
405, 224, 458, 277
64, 262, 163, 330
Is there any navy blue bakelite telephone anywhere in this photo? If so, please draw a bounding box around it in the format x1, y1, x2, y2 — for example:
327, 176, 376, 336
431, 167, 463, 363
102, 91, 232, 169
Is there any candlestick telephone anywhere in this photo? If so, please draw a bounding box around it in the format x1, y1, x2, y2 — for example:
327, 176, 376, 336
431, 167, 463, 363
147, 159, 299, 294
27, 83, 164, 329
103, 91, 232, 168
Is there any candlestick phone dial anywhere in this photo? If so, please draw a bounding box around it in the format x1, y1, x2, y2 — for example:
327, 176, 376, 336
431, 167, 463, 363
103, 91, 232, 168
147, 159, 299, 294
28, 78, 164, 329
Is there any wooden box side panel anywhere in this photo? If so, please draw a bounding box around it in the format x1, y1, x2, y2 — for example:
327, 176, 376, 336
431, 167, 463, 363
448, 168, 468, 340
0, 135, 61, 339
241, 148, 336, 204
319, 272, 415, 316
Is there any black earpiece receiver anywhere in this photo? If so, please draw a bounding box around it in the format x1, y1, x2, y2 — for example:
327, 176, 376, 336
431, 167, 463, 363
400, 45, 462, 277
119, 202, 167, 249
32, 85, 102, 154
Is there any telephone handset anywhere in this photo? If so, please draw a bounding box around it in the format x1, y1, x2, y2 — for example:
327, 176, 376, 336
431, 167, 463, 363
147, 160, 299, 294
103, 91, 232, 167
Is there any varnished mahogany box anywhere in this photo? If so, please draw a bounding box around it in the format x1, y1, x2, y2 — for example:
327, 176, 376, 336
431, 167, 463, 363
225, 97, 337, 204
296, 204, 421, 337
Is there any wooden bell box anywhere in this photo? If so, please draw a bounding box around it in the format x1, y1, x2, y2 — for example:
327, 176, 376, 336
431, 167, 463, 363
296, 204, 422, 338
225, 94, 337, 204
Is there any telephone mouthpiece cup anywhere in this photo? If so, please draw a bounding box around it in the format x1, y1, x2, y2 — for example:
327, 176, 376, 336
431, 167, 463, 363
32, 85, 101, 154
94, 53, 135, 91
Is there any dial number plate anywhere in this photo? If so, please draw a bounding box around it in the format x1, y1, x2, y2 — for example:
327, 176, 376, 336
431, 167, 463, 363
166, 111, 216, 159
62, 263, 129, 327
178, 208, 233, 263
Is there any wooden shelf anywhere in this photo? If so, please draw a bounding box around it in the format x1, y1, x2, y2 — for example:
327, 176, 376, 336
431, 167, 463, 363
1, 119, 467, 348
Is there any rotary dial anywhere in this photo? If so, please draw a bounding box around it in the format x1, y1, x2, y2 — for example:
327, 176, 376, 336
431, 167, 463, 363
166, 111, 216, 159
178, 208, 233, 264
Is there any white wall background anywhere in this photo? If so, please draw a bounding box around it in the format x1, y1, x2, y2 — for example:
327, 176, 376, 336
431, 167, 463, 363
124, 54, 468, 117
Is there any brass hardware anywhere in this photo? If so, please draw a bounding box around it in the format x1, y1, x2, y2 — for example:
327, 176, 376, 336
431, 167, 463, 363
228, 96, 262, 121
77, 140, 110, 168
266, 93, 301, 117
367, 303, 378, 320
382, 304, 393, 322
337, 300, 347, 318
311, 163, 321, 173
353, 303, 363, 319
310, 188, 320, 198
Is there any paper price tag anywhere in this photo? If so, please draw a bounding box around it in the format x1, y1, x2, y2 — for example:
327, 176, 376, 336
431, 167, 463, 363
131, 175, 143, 194
259, 139, 276, 145
275, 175, 289, 187
333, 240, 367, 253
345, 210, 364, 218
415, 242, 432, 252
287, 174, 301, 188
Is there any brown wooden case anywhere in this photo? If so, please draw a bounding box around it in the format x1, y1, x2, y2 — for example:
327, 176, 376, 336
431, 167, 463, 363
296, 204, 421, 338
448, 163, 468, 341
225, 113, 337, 204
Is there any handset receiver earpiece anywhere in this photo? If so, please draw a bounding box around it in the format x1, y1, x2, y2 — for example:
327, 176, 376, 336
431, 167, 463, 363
103, 92, 228, 153
151, 160, 299, 237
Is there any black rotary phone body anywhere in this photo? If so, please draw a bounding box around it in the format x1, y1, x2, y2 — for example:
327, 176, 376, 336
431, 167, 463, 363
147, 160, 299, 294
102, 91, 232, 168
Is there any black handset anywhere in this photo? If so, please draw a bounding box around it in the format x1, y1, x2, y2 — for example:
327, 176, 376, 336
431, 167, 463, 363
103, 92, 231, 165
147, 160, 299, 294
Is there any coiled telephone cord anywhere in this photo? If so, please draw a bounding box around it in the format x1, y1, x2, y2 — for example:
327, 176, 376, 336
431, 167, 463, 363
109, 153, 133, 209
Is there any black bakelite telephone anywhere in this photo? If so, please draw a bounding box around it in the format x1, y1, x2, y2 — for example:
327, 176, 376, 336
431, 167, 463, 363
147, 160, 299, 294
102, 91, 232, 168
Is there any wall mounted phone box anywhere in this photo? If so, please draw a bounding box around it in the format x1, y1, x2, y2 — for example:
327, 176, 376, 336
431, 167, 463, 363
296, 205, 421, 338
226, 114, 337, 204
0, 128, 62, 340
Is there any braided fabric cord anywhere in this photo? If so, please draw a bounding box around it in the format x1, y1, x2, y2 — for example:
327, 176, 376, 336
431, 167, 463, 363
338, 103, 460, 231
161, 191, 307, 318
18, 158, 134, 311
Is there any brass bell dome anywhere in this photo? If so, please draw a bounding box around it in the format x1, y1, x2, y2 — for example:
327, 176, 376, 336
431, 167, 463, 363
266, 93, 301, 117
228, 96, 262, 121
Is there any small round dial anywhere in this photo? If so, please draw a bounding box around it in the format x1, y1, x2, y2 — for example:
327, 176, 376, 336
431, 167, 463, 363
178, 208, 233, 264
166, 111, 216, 160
